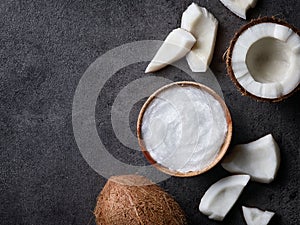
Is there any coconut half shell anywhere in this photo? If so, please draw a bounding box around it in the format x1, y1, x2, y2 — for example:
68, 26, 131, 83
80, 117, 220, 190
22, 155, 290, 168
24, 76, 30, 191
226, 17, 300, 102
94, 175, 187, 225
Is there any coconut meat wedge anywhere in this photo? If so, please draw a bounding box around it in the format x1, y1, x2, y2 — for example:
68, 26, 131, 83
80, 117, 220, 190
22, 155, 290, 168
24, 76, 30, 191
242, 206, 275, 225
199, 175, 250, 221
181, 3, 218, 72
145, 28, 196, 73
227, 18, 300, 101
219, 0, 257, 19
222, 134, 280, 183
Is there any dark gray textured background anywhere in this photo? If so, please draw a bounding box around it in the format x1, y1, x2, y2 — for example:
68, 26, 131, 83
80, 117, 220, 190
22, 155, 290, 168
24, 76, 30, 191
1, 0, 299, 224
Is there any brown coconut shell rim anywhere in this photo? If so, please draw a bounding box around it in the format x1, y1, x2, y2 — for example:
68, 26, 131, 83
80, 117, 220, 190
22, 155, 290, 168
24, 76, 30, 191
137, 81, 232, 177
226, 17, 300, 102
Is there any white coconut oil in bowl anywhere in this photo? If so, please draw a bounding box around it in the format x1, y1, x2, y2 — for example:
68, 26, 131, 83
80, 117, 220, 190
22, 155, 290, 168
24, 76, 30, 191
137, 81, 232, 177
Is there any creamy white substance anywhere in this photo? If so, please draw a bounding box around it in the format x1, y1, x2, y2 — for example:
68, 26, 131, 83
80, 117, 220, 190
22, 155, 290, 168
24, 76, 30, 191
142, 85, 228, 173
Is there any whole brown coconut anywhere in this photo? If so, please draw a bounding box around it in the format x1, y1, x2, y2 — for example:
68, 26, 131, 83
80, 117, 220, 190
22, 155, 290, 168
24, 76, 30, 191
94, 175, 187, 225
226, 17, 300, 102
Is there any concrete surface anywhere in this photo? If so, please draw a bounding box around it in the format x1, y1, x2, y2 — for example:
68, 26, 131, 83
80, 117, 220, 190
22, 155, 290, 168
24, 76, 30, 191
0, 0, 299, 224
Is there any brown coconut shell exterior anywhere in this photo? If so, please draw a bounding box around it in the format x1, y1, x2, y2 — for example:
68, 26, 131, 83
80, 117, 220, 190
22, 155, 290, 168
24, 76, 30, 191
226, 17, 300, 102
137, 81, 232, 177
94, 175, 187, 225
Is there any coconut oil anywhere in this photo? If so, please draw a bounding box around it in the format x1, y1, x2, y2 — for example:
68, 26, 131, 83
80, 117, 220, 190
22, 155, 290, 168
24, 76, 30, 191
141, 85, 228, 173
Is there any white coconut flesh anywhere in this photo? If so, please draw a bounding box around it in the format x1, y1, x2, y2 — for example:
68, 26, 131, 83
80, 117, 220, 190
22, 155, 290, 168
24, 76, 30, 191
242, 206, 275, 225
231, 22, 300, 99
145, 28, 196, 73
181, 3, 218, 72
221, 134, 280, 183
199, 175, 250, 221
219, 0, 257, 19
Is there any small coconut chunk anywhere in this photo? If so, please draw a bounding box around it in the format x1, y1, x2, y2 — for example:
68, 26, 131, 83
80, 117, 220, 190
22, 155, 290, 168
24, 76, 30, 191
219, 0, 257, 19
199, 175, 250, 221
181, 3, 218, 72
145, 28, 196, 73
242, 206, 275, 225
222, 134, 280, 183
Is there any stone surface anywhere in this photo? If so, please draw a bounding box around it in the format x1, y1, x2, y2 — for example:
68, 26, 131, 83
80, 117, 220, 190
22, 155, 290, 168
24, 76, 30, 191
0, 0, 299, 224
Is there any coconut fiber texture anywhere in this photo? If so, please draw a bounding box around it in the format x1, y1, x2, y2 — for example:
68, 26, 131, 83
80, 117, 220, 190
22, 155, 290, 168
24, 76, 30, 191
0, 0, 299, 225
94, 175, 187, 225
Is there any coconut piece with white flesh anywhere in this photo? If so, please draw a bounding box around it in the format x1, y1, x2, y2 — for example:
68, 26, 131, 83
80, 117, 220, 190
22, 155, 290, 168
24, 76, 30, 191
227, 17, 300, 101
222, 134, 280, 183
199, 175, 250, 221
219, 0, 258, 19
242, 206, 275, 225
181, 3, 218, 72
145, 28, 196, 73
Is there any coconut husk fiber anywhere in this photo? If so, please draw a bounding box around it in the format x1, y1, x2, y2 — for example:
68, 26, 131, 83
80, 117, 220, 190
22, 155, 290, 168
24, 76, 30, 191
94, 175, 187, 225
